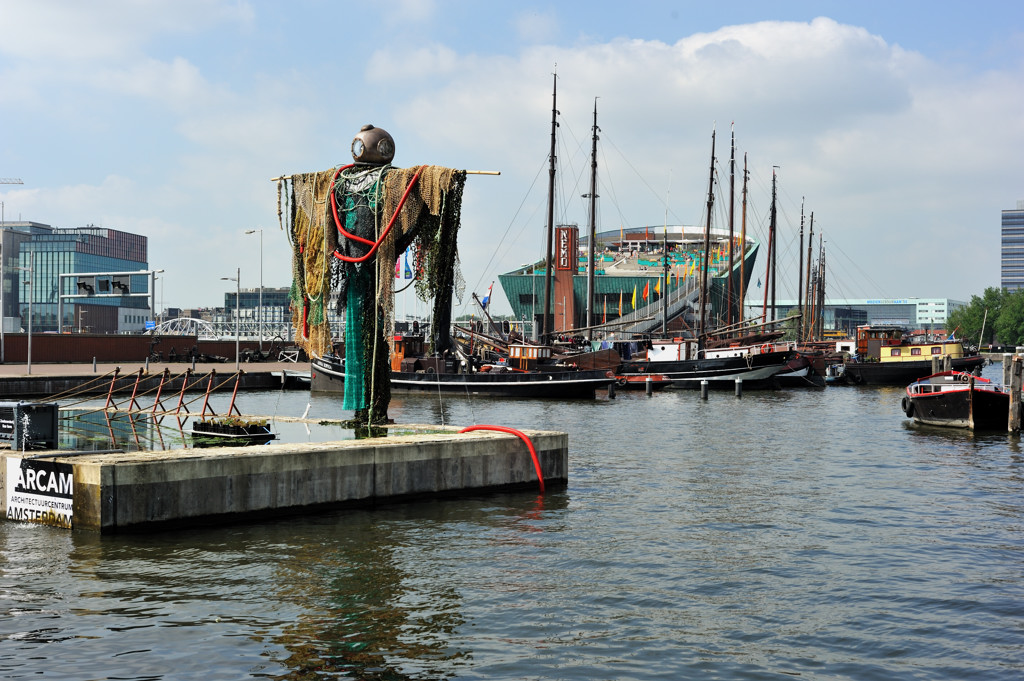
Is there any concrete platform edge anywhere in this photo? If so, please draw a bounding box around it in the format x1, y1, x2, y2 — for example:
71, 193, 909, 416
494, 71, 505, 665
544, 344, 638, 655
2, 428, 568, 533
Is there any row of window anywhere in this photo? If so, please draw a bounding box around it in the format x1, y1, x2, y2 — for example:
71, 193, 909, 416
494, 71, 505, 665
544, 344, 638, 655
890, 346, 944, 357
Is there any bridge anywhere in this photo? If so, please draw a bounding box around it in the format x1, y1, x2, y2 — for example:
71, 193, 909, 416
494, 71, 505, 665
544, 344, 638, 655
150, 317, 294, 341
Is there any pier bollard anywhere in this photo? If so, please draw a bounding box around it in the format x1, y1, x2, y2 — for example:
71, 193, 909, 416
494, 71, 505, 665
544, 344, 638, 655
645, 375, 653, 396
944, 355, 953, 372
735, 378, 742, 397
145, 357, 149, 372
192, 357, 197, 372
93, 357, 97, 373
1004, 354, 1013, 387
701, 380, 709, 400
932, 356, 941, 373
607, 382, 616, 399
1010, 356, 1023, 433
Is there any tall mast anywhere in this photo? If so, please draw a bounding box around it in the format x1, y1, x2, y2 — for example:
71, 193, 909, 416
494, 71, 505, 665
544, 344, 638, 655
739, 152, 747, 327
761, 167, 777, 323
770, 168, 778, 324
803, 212, 814, 342
728, 124, 735, 327
541, 71, 558, 342
662, 229, 669, 334
698, 128, 716, 347
585, 97, 599, 339
797, 197, 804, 343
816, 236, 826, 340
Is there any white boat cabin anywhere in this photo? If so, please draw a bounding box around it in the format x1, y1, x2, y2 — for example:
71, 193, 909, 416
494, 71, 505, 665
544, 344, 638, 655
646, 338, 792, 361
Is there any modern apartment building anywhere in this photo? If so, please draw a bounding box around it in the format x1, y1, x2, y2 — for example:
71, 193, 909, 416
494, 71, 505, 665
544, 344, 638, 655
1001, 200, 1024, 291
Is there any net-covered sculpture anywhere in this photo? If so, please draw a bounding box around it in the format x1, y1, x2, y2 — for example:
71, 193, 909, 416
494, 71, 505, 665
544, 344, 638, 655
284, 125, 466, 425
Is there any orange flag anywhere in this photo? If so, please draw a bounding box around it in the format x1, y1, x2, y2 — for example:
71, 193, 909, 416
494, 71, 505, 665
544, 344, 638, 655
642, 281, 650, 301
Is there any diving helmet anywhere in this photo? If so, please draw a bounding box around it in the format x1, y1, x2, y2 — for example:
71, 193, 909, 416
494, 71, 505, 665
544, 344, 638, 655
351, 124, 395, 165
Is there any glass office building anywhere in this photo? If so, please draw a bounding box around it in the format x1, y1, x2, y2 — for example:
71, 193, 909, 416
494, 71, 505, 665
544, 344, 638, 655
2, 222, 150, 333
1002, 201, 1024, 291
751, 297, 966, 337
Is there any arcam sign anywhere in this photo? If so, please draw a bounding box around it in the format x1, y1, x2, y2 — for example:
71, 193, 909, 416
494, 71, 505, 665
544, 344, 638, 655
5, 458, 73, 529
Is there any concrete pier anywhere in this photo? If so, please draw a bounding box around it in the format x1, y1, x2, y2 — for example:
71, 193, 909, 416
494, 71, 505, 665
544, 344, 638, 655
2, 427, 567, 532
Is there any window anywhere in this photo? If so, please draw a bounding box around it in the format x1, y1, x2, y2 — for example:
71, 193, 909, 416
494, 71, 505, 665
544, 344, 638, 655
911, 347, 922, 356
931, 347, 942, 355
890, 348, 901, 357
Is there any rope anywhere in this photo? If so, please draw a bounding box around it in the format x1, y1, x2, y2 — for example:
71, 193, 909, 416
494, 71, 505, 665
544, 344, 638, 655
26, 369, 120, 404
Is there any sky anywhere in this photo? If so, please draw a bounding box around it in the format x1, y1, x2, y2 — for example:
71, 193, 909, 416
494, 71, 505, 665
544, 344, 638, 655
1, 0, 1022, 318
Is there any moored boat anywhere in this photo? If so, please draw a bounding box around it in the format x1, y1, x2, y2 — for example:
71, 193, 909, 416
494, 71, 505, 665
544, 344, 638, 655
902, 370, 1014, 430
617, 338, 797, 389
310, 333, 616, 399
310, 354, 615, 399
843, 325, 985, 386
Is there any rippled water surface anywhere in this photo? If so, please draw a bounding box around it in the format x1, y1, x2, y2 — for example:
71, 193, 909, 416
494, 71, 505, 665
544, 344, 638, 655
2, 364, 1023, 679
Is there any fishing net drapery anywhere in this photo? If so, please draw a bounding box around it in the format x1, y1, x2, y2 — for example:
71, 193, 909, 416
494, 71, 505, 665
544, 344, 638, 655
288, 163, 466, 423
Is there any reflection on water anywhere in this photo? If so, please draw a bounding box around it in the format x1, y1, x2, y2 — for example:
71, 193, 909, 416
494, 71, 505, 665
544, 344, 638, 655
2, 364, 1024, 680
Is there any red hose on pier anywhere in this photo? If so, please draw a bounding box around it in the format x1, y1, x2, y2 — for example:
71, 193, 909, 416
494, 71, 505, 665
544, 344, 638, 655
458, 425, 545, 493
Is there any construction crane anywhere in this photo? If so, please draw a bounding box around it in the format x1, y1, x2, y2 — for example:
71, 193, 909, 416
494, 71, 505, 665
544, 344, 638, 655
1, 178, 22, 224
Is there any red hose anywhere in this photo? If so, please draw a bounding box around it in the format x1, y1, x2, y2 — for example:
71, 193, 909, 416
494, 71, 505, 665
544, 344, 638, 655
331, 164, 424, 263
458, 425, 545, 493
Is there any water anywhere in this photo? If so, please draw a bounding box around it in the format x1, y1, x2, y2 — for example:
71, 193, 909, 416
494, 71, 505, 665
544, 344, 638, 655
2, 363, 1023, 679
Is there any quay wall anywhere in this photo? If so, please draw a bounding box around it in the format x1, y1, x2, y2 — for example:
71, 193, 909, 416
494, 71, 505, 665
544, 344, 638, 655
0, 369, 282, 398
1, 333, 270, 364
2, 429, 567, 533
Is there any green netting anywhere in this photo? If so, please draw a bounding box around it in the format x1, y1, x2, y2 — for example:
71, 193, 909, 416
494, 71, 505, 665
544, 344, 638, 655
343, 279, 366, 410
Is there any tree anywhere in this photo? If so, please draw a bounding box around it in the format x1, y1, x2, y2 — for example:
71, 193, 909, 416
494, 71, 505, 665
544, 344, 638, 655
779, 307, 799, 341
946, 287, 1005, 347
994, 289, 1024, 347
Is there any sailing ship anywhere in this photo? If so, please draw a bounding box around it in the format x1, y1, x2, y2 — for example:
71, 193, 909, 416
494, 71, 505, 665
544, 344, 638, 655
498, 122, 801, 387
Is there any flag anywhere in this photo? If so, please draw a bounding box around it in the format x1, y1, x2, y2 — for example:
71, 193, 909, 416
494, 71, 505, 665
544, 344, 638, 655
756, 278, 762, 288
632, 284, 637, 309
643, 281, 650, 301
619, 290, 623, 316
481, 281, 493, 310
655, 277, 661, 296
603, 296, 607, 324
404, 251, 413, 279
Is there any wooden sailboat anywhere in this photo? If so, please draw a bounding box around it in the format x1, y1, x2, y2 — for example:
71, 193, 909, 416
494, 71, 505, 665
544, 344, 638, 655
616, 128, 796, 389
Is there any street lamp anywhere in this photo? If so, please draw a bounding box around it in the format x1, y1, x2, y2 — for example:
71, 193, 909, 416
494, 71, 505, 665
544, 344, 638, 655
14, 265, 31, 375
151, 269, 165, 329
244, 229, 263, 354
221, 268, 240, 370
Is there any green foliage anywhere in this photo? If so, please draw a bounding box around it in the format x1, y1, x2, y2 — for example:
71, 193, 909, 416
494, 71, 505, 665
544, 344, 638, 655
946, 287, 1005, 346
994, 291, 1024, 347
779, 308, 799, 341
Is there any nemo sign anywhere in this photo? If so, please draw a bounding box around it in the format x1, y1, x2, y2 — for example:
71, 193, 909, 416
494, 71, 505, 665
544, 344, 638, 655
556, 226, 578, 271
